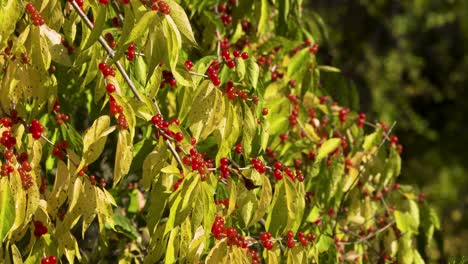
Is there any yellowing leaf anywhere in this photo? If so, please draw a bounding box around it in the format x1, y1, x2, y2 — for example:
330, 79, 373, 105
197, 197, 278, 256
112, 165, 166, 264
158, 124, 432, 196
316, 138, 341, 161
0, 177, 15, 242
205, 238, 228, 264
113, 129, 133, 186
82, 116, 115, 165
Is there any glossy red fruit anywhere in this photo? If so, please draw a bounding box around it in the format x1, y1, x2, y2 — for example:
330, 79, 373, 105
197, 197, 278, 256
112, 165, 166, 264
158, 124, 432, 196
106, 83, 116, 93
174, 132, 184, 142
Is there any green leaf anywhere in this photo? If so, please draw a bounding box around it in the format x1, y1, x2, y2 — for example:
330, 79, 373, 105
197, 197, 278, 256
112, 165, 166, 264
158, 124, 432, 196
0, 0, 22, 46
257, 0, 269, 35
205, 238, 228, 263
317, 65, 341, 73
316, 138, 341, 161
266, 181, 288, 236
362, 128, 382, 151
82, 116, 115, 165
246, 59, 260, 89
113, 213, 140, 240
0, 177, 15, 242
113, 129, 133, 186
394, 211, 418, 234
287, 48, 310, 79
164, 227, 179, 264
82, 4, 106, 50
166, 0, 198, 47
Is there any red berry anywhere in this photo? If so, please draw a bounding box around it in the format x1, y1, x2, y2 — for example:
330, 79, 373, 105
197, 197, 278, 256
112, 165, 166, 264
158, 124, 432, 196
174, 132, 184, 142
234, 143, 242, 154
263, 240, 274, 250
99, 0, 108, 4
184, 60, 194, 70
310, 43, 319, 54
226, 227, 237, 238
241, 52, 249, 60
262, 108, 268, 116
98, 62, 107, 71
106, 83, 116, 93
226, 60, 236, 68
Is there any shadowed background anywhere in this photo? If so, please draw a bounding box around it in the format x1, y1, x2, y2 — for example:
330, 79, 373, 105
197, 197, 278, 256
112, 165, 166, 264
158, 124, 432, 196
306, 1, 468, 262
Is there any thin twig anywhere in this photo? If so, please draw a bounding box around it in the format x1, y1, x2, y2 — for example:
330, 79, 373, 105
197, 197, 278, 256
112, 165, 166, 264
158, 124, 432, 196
332, 121, 397, 236
338, 221, 395, 245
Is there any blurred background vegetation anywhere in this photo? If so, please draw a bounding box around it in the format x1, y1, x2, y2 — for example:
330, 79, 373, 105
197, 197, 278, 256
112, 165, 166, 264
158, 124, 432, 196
306, 0, 468, 263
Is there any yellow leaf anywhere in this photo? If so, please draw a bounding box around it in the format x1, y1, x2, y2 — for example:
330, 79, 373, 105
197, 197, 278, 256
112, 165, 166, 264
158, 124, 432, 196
113, 129, 133, 186
82, 116, 115, 165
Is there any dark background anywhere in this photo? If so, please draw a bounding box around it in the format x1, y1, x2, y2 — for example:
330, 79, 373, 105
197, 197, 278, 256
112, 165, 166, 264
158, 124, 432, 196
307, 1, 468, 262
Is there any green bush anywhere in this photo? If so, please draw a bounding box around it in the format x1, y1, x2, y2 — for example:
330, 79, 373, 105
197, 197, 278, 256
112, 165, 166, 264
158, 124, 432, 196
0, 0, 438, 263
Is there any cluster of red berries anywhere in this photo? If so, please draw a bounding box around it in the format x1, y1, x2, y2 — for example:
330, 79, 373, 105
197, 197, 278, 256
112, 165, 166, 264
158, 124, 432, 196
161, 70, 177, 87
272, 161, 284, 180
211, 216, 248, 248
106, 83, 116, 94
127, 43, 136, 61
182, 148, 213, 181
40, 256, 57, 264
98, 62, 116, 77
289, 104, 300, 126
53, 100, 70, 126
389, 134, 403, 154
86, 173, 106, 188
259, 232, 274, 250
108, 97, 128, 129
223, 81, 247, 100
150, 0, 171, 15
220, 38, 231, 50
61, 37, 75, 54
25, 3, 45, 26
234, 143, 242, 154
78, 166, 88, 177
29, 119, 44, 140
206, 60, 221, 86
184, 60, 194, 70
270, 70, 284, 82
3, 42, 12, 61
357, 113, 366, 127
52, 140, 69, 159
214, 198, 229, 207
105, 33, 117, 48
112, 17, 120, 27
1, 130, 16, 149
218, 157, 230, 179
279, 133, 288, 144
221, 50, 237, 69
151, 114, 183, 141
338, 108, 350, 123
0, 162, 14, 176
33, 221, 48, 237
172, 177, 184, 191
291, 39, 319, 55
251, 158, 266, 174
217, 4, 233, 26
241, 19, 253, 33
287, 230, 316, 248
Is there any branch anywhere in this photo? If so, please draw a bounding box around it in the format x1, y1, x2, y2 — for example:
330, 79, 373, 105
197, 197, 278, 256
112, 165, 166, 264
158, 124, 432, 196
70, 1, 184, 169
332, 121, 397, 236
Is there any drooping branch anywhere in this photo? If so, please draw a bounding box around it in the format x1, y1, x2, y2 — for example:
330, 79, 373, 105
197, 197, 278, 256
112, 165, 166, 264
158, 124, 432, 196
70, 1, 184, 169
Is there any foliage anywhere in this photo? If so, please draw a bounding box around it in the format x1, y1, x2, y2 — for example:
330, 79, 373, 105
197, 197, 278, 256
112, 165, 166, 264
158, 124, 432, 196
308, 0, 468, 261
0, 0, 438, 263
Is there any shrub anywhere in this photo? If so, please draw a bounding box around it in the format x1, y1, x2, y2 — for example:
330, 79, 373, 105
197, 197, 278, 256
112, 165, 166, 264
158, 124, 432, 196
0, 0, 438, 263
